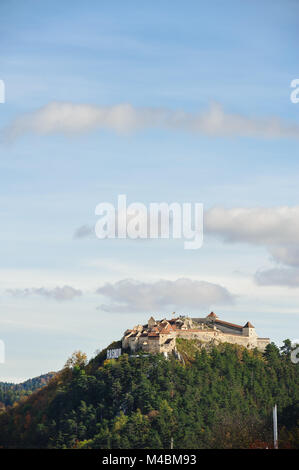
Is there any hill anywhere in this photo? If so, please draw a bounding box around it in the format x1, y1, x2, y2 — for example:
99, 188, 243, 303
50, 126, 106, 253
0, 340, 298, 449
0, 372, 56, 411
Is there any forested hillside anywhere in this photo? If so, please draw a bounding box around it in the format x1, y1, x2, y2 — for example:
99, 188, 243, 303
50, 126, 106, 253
0, 373, 56, 411
0, 341, 298, 449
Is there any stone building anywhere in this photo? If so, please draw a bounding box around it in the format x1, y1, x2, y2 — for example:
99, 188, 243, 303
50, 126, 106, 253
122, 312, 270, 354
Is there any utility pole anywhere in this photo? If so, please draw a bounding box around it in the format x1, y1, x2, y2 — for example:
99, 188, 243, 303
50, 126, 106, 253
273, 404, 278, 449
170, 437, 174, 449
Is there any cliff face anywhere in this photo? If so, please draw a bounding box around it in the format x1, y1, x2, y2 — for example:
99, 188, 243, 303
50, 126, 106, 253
122, 313, 270, 354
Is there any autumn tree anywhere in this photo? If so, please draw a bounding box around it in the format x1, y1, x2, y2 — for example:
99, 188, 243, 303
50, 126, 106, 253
64, 351, 87, 370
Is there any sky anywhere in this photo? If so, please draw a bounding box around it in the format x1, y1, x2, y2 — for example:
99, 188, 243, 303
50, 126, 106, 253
0, 0, 299, 381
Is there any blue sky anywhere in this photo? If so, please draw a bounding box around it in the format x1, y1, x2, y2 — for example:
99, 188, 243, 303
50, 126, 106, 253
1, 0, 299, 381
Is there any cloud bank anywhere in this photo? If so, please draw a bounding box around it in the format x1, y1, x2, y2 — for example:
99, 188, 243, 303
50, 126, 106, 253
75, 206, 299, 287
76, 205, 299, 247
73, 205, 299, 289
255, 267, 299, 288
5, 101, 299, 140
205, 206, 299, 288
96, 278, 234, 313
7, 285, 82, 301
205, 206, 299, 246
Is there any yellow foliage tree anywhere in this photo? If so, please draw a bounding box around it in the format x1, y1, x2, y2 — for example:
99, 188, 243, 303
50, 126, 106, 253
64, 350, 87, 369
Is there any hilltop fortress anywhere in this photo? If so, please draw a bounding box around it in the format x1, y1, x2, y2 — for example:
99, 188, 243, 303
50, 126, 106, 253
122, 312, 270, 355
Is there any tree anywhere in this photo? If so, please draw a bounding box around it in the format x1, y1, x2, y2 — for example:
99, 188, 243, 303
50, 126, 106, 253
280, 339, 292, 357
1, 341, 299, 449
264, 342, 280, 363
64, 351, 87, 370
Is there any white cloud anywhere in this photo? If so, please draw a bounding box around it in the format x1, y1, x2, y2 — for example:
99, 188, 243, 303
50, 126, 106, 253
255, 268, 299, 288
205, 206, 299, 246
205, 206, 299, 268
268, 245, 299, 267
74, 205, 299, 271
72, 206, 299, 290
77, 205, 299, 249
205, 205, 299, 285
5, 101, 299, 140
96, 278, 234, 313
7, 285, 82, 301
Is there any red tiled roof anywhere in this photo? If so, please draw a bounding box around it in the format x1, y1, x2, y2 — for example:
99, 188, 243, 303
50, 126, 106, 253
244, 321, 254, 328
160, 328, 171, 334
207, 312, 217, 318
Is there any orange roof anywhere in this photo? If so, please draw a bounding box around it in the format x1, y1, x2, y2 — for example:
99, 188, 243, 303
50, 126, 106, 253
207, 311, 217, 318
244, 321, 254, 328
160, 328, 171, 334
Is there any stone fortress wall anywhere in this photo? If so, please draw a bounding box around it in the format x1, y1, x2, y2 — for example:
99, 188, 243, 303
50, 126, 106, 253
122, 312, 270, 355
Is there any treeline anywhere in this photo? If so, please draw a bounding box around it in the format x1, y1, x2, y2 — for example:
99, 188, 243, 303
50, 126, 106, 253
0, 373, 56, 411
0, 341, 298, 448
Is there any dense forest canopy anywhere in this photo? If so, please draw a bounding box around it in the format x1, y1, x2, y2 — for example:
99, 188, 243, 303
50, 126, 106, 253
0, 340, 298, 449
0, 372, 56, 411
